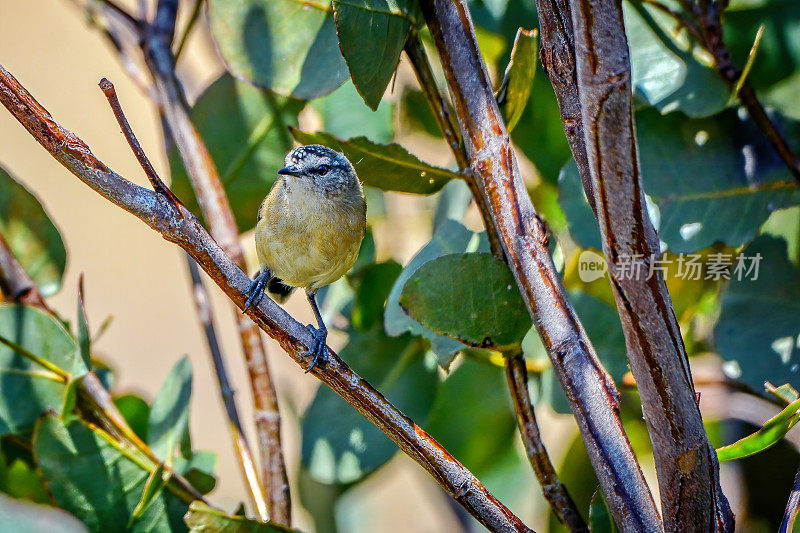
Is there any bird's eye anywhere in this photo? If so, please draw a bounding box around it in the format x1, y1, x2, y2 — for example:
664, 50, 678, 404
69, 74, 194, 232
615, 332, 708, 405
315, 164, 330, 175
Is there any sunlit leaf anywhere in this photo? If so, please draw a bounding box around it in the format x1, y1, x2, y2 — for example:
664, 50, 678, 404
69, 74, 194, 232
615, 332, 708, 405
494, 28, 537, 131
400, 253, 530, 350
717, 397, 800, 461
291, 129, 460, 194
148, 357, 192, 462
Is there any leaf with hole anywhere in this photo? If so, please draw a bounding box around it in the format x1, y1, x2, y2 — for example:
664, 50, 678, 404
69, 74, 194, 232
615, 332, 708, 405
290, 129, 460, 194
208, 0, 349, 99
399, 253, 530, 350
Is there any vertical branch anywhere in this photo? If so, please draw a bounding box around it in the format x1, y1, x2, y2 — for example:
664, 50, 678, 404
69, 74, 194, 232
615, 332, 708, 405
419, 2, 662, 530
505, 352, 588, 532
404, 31, 585, 530
567, 0, 733, 530
780, 464, 800, 533
185, 255, 269, 520
141, 1, 291, 524
533, 0, 595, 214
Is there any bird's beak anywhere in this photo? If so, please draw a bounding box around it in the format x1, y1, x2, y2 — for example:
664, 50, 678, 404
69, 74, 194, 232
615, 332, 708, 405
277, 165, 301, 177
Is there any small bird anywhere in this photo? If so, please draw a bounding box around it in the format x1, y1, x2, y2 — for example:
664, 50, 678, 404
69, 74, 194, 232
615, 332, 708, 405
243, 145, 367, 372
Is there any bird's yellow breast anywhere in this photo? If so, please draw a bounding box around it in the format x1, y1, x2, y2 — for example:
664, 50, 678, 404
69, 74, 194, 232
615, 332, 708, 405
255, 178, 366, 291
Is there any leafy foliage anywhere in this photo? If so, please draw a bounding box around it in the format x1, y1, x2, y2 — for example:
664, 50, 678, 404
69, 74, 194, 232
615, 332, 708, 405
0, 166, 66, 296
184, 501, 299, 532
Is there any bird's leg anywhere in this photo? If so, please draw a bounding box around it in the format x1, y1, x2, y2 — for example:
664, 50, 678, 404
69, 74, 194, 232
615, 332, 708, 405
242, 268, 271, 313
303, 289, 328, 373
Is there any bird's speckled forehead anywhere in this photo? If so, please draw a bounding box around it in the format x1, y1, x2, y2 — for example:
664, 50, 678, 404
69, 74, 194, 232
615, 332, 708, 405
285, 144, 344, 167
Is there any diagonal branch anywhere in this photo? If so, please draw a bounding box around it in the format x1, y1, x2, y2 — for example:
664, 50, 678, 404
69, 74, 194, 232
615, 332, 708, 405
780, 464, 800, 533
567, 0, 734, 530
0, 63, 533, 533
404, 31, 585, 531
418, 1, 661, 530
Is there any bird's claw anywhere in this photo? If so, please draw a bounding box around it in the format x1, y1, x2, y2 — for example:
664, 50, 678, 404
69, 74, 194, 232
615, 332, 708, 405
303, 324, 328, 373
243, 270, 270, 314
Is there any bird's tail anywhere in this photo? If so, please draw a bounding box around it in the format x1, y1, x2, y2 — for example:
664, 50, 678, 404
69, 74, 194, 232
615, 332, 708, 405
267, 276, 295, 304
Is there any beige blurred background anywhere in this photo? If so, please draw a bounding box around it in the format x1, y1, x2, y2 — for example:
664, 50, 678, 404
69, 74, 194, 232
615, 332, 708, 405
0, 1, 570, 530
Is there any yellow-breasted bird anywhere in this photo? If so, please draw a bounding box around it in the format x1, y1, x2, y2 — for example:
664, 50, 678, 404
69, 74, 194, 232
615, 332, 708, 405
244, 145, 367, 372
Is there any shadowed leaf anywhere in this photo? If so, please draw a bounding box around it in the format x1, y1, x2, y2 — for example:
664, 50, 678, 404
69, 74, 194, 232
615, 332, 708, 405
148, 357, 192, 462
208, 0, 349, 99
170, 74, 304, 233
291, 129, 460, 193
332, 0, 420, 110
0, 166, 66, 296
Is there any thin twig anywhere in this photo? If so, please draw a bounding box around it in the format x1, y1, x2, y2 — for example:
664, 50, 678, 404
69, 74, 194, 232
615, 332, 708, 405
185, 254, 269, 521
418, 2, 661, 530
567, 0, 733, 529
142, 0, 290, 522
99, 77, 182, 211
780, 463, 800, 533
404, 27, 584, 530
0, 62, 533, 533
505, 351, 588, 531
174, 0, 205, 61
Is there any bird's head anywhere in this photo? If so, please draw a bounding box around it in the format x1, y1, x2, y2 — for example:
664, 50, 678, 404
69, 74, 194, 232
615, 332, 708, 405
278, 144, 359, 197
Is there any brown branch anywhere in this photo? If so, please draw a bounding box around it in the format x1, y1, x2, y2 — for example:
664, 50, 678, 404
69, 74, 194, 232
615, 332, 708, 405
0, 63, 533, 533
403, 31, 504, 258
185, 255, 269, 520
0, 221, 204, 504
505, 352, 587, 531
404, 28, 585, 531
142, 0, 290, 523
567, 0, 733, 530
780, 465, 800, 533
533, 0, 596, 215
418, 2, 661, 531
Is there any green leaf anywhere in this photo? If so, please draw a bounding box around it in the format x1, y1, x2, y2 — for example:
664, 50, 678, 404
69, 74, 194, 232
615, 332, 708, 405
425, 357, 516, 475
717, 397, 800, 461
399, 89, 443, 138
589, 490, 618, 533
766, 382, 799, 405
115, 394, 150, 442
312, 81, 394, 143
0, 166, 66, 296
148, 357, 192, 462
301, 331, 436, 484
399, 253, 530, 350
0, 305, 85, 435
208, 0, 349, 100
290, 129, 460, 194
385, 220, 488, 365
184, 501, 299, 532
625, 1, 729, 118
33, 415, 187, 532
494, 28, 537, 131
559, 108, 800, 253
0, 493, 89, 533
348, 260, 402, 331
174, 451, 217, 495
76, 278, 91, 369
0, 449, 50, 504
723, 0, 800, 90
715, 235, 800, 393
170, 74, 304, 233
130, 464, 170, 527
332, 0, 419, 110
